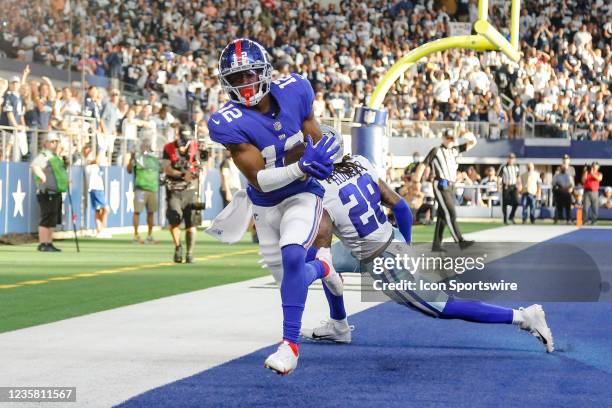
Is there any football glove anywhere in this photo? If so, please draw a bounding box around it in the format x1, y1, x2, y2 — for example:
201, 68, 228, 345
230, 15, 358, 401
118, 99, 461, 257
299, 135, 340, 178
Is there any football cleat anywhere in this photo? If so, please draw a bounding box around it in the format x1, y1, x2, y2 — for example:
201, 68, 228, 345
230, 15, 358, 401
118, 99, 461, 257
264, 341, 299, 376
519, 304, 554, 353
174, 245, 183, 263
317, 249, 343, 296
301, 319, 354, 344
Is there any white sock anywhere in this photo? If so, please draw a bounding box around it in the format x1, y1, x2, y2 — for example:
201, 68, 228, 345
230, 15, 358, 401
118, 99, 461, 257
512, 309, 524, 325
316, 247, 331, 261
316, 247, 332, 275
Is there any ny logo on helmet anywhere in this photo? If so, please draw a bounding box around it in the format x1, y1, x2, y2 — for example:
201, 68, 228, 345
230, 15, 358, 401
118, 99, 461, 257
231, 51, 250, 68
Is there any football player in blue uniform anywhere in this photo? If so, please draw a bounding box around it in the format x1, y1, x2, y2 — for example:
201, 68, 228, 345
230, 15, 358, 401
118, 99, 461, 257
300, 126, 554, 353
208, 39, 344, 375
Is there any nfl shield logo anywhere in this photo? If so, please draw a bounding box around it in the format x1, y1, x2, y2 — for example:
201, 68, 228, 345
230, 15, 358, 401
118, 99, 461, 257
273, 121, 282, 131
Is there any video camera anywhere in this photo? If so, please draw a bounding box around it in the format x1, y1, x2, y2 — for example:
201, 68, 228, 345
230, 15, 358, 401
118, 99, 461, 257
178, 128, 209, 162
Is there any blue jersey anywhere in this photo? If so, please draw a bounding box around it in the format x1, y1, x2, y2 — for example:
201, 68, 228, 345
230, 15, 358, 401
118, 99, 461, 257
208, 73, 324, 207
0, 92, 24, 126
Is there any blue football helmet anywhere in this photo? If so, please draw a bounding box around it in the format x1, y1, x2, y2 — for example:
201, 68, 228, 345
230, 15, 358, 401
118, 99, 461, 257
218, 38, 273, 106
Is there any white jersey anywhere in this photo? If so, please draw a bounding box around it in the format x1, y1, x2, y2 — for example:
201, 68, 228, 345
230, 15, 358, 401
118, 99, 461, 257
321, 155, 393, 261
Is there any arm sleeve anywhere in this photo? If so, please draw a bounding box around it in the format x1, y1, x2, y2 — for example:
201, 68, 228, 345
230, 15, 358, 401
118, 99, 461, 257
256, 162, 305, 193
392, 198, 413, 244
423, 147, 437, 166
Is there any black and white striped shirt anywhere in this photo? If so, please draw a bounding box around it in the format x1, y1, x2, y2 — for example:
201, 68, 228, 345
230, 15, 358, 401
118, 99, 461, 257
498, 163, 520, 186
424, 143, 468, 183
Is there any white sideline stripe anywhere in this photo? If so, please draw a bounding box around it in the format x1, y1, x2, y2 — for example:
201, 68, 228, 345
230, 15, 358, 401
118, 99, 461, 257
0, 275, 379, 408
452, 224, 578, 243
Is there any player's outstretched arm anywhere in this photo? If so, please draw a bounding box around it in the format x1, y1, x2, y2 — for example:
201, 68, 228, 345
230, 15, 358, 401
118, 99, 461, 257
379, 179, 413, 244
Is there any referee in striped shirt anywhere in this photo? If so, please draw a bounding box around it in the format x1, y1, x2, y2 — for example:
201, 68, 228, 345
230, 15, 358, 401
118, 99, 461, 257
416, 128, 477, 252
497, 153, 522, 224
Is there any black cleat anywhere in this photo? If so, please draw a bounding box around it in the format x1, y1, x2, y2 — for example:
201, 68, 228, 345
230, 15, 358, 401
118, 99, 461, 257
185, 253, 194, 264
47, 243, 62, 252
459, 240, 475, 250
174, 245, 183, 263
37, 243, 45, 251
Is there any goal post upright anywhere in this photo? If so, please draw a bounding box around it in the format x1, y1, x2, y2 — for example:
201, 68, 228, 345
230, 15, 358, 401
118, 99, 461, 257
352, 0, 522, 169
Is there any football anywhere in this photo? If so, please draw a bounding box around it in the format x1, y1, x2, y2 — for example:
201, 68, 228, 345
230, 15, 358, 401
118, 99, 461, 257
284, 141, 305, 165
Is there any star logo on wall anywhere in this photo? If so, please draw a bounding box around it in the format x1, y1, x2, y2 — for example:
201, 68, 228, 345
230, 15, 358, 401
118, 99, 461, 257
204, 182, 213, 209
125, 182, 134, 213
12, 180, 26, 217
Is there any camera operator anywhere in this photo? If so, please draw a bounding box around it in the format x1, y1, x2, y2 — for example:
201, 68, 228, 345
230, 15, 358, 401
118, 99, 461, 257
162, 126, 204, 263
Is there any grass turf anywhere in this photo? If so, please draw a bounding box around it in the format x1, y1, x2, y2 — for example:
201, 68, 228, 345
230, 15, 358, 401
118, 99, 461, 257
0, 222, 499, 333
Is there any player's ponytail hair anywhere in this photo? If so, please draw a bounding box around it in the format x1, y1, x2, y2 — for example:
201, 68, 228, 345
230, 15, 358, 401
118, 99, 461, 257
327, 154, 366, 181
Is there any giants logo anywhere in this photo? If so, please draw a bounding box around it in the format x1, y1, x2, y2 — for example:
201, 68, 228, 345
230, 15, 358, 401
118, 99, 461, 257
231, 51, 250, 68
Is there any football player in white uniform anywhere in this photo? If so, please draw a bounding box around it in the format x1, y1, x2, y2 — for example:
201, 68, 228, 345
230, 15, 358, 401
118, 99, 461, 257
300, 126, 554, 353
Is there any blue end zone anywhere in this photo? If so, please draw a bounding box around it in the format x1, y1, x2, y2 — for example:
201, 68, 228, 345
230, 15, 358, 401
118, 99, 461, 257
118, 229, 612, 407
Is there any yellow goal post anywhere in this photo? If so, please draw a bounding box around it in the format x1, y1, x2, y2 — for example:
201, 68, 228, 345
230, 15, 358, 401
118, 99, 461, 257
367, 0, 521, 110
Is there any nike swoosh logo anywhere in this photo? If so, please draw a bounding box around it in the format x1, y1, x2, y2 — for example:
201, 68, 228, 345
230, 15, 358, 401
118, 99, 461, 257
311, 333, 333, 340
301, 161, 311, 167
534, 328, 548, 344
211, 118, 220, 125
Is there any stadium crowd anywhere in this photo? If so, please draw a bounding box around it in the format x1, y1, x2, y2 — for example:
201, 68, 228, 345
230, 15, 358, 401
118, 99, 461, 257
0, 64, 209, 164
0, 0, 609, 140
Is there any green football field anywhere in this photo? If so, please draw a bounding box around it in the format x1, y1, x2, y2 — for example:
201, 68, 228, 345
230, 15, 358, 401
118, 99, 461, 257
0, 222, 499, 333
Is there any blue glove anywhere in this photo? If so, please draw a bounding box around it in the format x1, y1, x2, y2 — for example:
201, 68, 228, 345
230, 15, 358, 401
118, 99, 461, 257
299, 135, 340, 178
302, 160, 334, 180
438, 179, 449, 190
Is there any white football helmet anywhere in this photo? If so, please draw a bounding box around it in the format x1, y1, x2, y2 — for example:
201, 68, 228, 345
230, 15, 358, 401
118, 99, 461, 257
320, 124, 344, 164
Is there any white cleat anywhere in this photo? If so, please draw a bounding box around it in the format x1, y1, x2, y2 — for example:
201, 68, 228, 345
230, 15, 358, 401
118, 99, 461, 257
519, 304, 554, 353
317, 249, 343, 296
264, 341, 299, 375
301, 319, 354, 343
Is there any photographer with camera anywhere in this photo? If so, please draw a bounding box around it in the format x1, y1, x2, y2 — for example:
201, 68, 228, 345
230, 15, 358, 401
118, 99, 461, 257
162, 126, 205, 263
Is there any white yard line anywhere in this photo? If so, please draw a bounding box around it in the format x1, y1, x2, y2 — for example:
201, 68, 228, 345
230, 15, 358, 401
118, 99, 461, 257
460, 224, 577, 242
0, 275, 376, 408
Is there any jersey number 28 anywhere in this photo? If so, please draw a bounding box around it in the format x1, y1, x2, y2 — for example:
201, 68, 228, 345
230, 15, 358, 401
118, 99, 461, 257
339, 174, 387, 238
